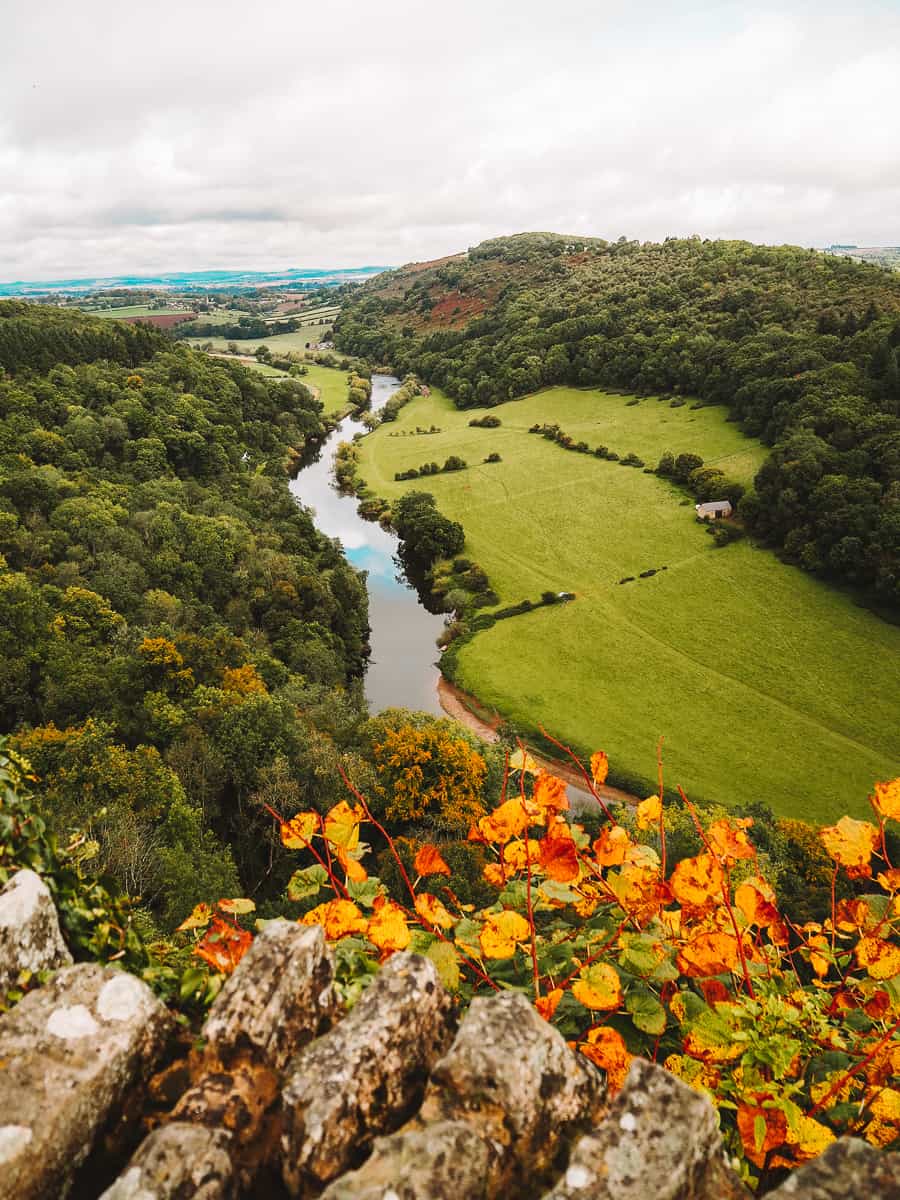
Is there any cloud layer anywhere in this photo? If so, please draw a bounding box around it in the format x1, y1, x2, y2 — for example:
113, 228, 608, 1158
2, 0, 899, 281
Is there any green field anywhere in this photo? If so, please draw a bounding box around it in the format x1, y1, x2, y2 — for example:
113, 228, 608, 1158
356, 387, 900, 821
82, 304, 194, 319
183, 323, 333, 355
208, 354, 349, 417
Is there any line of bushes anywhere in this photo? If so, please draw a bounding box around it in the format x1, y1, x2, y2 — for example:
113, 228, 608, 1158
468, 414, 502, 428
528, 423, 644, 466
395, 454, 467, 481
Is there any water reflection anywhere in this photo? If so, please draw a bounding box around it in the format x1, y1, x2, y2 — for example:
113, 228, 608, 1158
288, 374, 446, 715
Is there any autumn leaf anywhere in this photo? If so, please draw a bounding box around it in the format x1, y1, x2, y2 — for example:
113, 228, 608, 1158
336, 847, 368, 883
535, 988, 563, 1021
707, 817, 755, 862
592, 824, 631, 866
482, 862, 506, 887
670, 853, 724, 912
508, 747, 540, 775
414, 843, 451, 877
193, 915, 253, 975
217, 897, 256, 916
503, 838, 542, 870
871, 777, 900, 823
479, 909, 531, 958
572, 961, 623, 1011
676, 931, 741, 978
636, 794, 662, 831
819, 816, 879, 878
280, 810, 319, 849
779, 1113, 836, 1165
367, 897, 411, 953
302, 898, 368, 940
415, 892, 456, 930
532, 771, 569, 814
323, 800, 364, 850
855, 935, 900, 980
478, 797, 529, 843
863, 1086, 900, 1149
735, 877, 780, 928
737, 1099, 787, 1167
177, 901, 213, 932
539, 836, 580, 882
578, 1025, 632, 1093
590, 750, 609, 787
662, 1053, 721, 1097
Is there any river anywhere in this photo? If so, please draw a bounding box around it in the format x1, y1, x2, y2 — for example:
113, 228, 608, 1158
288, 373, 446, 716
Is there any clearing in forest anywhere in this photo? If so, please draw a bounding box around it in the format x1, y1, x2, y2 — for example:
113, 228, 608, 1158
355, 386, 900, 822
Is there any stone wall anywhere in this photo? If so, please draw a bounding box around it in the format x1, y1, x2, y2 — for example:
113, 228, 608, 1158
0, 868, 896, 1200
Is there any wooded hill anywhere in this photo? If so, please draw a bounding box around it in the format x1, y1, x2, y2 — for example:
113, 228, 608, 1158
335, 234, 900, 610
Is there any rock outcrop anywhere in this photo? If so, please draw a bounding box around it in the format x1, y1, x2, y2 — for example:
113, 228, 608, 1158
0, 962, 172, 1200
0, 873, 893, 1200
0, 868, 72, 994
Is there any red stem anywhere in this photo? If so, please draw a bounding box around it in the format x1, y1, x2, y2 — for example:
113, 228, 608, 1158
807, 1016, 900, 1119
537, 726, 616, 822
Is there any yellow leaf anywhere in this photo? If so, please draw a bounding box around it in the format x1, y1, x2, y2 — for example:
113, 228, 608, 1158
676, 931, 740, 978
478, 797, 529, 844
579, 1025, 632, 1093
871, 777, 900, 822
508, 747, 540, 775
176, 902, 213, 932
532, 771, 568, 814
636, 794, 662, 831
323, 800, 364, 850
670, 853, 723, 912
786, 1114, 836, 1164
280, 811, 319, 849
820, 816, 879, 879
592, 824, 631, 866
571, 961, 622, 1011
590, 751, 609, 787
367, 898, 410, 953
479, 909, 531, 958
216, 898, 256, 916
855, 935, 900, 980
414, 892, 456, 930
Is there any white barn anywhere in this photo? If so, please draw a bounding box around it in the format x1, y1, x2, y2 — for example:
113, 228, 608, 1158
695, 500, 733, 520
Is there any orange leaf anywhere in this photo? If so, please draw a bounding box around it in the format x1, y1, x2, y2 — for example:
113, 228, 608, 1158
414, 892, 456, 930
590, 751, 609, 787
571, 962, 622, 1011
280, 811, 319, 849
482, 862, 506, 887
670, 853, 723, 912
503, 838, 542, 870
367, 897, 411, 953
734, 877, 780, 928
535, 988, 563, 1021
593, 824, 630, 866
820, 816, 879, 879
414, 843, 452, 877
855, 935, 900, 980
871, 777, 900, 823
737, 1099, 787, 1168
532, 771, 569, 814
336, 847, 368, 883
177, 901, 213, 932
302, 898, 368, 940
539, 837, 580, 882
479, 909, 530, 958
193, 915, 253, 975
707, 817, 755, 862
478, 797, 529, 844
578, 1025, 632, 1093
636, 794, 662, 831
676, 931, 740, 978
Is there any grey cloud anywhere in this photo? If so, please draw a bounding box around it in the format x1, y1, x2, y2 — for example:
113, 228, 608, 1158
1, 0, 898, 282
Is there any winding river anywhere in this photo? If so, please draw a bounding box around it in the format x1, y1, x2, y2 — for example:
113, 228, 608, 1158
289, 374, 446, 716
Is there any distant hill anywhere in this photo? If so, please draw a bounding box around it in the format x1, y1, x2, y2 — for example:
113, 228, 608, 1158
335, 232, 900, 609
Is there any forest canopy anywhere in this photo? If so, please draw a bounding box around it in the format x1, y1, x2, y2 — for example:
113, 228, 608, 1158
334, 235, 900, 609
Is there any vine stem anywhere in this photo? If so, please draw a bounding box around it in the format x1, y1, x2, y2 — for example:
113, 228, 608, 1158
806, 1015, 900, 1119
262, 802, 349, 899
537, 726, 616, 822
517, 741, 541, 999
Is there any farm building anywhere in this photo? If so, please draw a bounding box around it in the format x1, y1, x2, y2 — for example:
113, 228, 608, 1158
695, 500, 733, 520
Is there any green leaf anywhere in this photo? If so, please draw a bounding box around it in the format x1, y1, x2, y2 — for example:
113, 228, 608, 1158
426, 941, 461, 992
286, 864, 328, 901
626, 989, 667, 1036
346, 877, 384, 909
538, 879, 580, 904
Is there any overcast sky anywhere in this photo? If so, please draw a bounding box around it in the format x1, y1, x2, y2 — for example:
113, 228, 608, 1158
2, 0, 898, 282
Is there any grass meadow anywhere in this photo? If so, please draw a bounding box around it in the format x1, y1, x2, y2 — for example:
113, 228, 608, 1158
84, 304, 194, 319
355, 387, 900, 821
183, 324, 334, 356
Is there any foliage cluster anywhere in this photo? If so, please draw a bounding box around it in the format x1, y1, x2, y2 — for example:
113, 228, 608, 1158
336, 235, 900, 608
395, 454, 468, 481
182, 747, 900, 1187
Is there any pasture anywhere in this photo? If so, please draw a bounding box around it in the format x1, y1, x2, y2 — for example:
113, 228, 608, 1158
183, 323, 334, 355
355, 387, 900, 821
82, 304, 193, 319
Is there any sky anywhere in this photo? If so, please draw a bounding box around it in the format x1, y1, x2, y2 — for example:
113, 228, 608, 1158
2, 0, 899, 282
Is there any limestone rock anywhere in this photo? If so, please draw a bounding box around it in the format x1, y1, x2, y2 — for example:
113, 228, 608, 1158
201, 919, 336, 1073
0, 868, 72, 994
0, 962, 173, 1200
764, 1137, 900, 1199
319, 1121, 491, 1200
539, 1058, 749, 1200
281, 951, 455, 1197
99, 1124, 237, 1200
416, 990, 606, 1195
172, 922, 336, 1188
